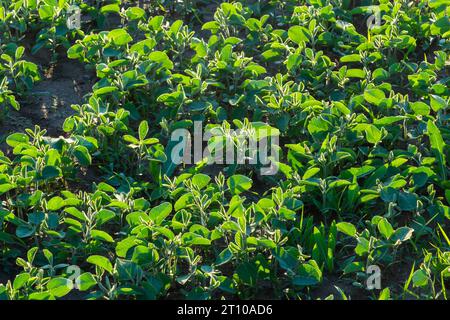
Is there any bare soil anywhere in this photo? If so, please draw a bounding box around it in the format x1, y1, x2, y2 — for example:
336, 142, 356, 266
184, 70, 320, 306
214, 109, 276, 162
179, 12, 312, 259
0, 270, 13, 285
0, 53, 95, 156
310, 275, 368, 300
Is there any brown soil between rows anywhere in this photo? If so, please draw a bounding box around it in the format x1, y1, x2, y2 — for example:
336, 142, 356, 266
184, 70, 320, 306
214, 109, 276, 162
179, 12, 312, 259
0, 55, 95, 156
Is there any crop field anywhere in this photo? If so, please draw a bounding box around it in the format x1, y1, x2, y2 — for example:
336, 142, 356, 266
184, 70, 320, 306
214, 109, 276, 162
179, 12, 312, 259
0, 0, 449, 301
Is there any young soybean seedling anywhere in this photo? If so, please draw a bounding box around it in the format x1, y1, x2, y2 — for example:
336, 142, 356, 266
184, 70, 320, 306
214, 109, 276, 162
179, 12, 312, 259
0, 0, 448, 302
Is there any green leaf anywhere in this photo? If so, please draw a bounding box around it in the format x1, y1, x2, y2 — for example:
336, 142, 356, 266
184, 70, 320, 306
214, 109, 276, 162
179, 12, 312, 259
29, 291, 52, 300
303, 167, 321, 180
215, 248, 233, 266
430, 94, 447, 112
6, 133, 29, 147
130, 39, 156, 54
391, 227, 414, 243
95, 209, 116, 226
91, 230, 114, 243
227, 175, 252, 195
15, 47, 24, 60
87, 255, 113, 274
365, 125, 382, 144
372, 68, 389, 82
373, 116, 404, 125
377, 218, 394, 239
378, 288, 391, 300
412, 269, 428, 287
13, 273, 30, 290
116, 237, 137, 258
108, 29, 133, 46
0, 183, 15, 196
47, 196, 65, 211
340, 54, 361, 63
67, 44, 84, 60
188, 101, 211, 111
292, 276, 320, 286
149, 202, 172, 225
427, 120, 446, 180
380, 187, 397, 202
94, 86, 118, 96
148, 51, 174, 70
123, 135, 140, 145
47, 277, 73, 298
288, 26, 310, 44
38, 5, 54, 20
138, 120, 149, 141
16, 225, 35, 238
287, 53, 301, 71
397, 192, 417, 211
336, 222, 357, 237
410, 102, 430, 116
295, 260, 322, 286
202, 21, 219, 32
101, 4, 120, 14
175, 193, 193, 211
76, 272, 97, 291
346, 69, 366, 79
236, 262, 258, 286
126, 7, 146, 20
42, 166, 62, 180
73, 145, 92, 166
343, 261, 365, 274
364, 88, 385, 106
182, 232, 211, 246
192, 174, 211, 190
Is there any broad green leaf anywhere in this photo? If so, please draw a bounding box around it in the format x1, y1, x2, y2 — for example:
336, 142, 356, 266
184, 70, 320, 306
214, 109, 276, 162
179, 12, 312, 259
215, 248, 233, 266
42, 166, 62, 180
227, 175, 252, 195
47, 196, 65, 211
76, 273, 97, 291
73, 146, 92, 166
47, 278, 73, 298
340, 54, 361, 63
288, 26, 310, 44
101, 4, 120, 14
91, 230, 114, 243
347, 69, 365, 78
336, 222, 357, 237
377, 218, 394, 239
6, 133, 29, 147
108, 29, 133, 46
148, 51, 174, 70
87, 255, 113, 274
430, 94, 447, 112
365, 125, 382, 144
427, 120, 446, 180
0, 184, 15, 196
149, 202, 172, 225
13, 273, 30, 290
410, 102, 430, 116
412, 269, 428, 287
139, 120, 149, 141
391, 227, 414, 243
364, 88, 385, 106
192, 174, 211, 190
